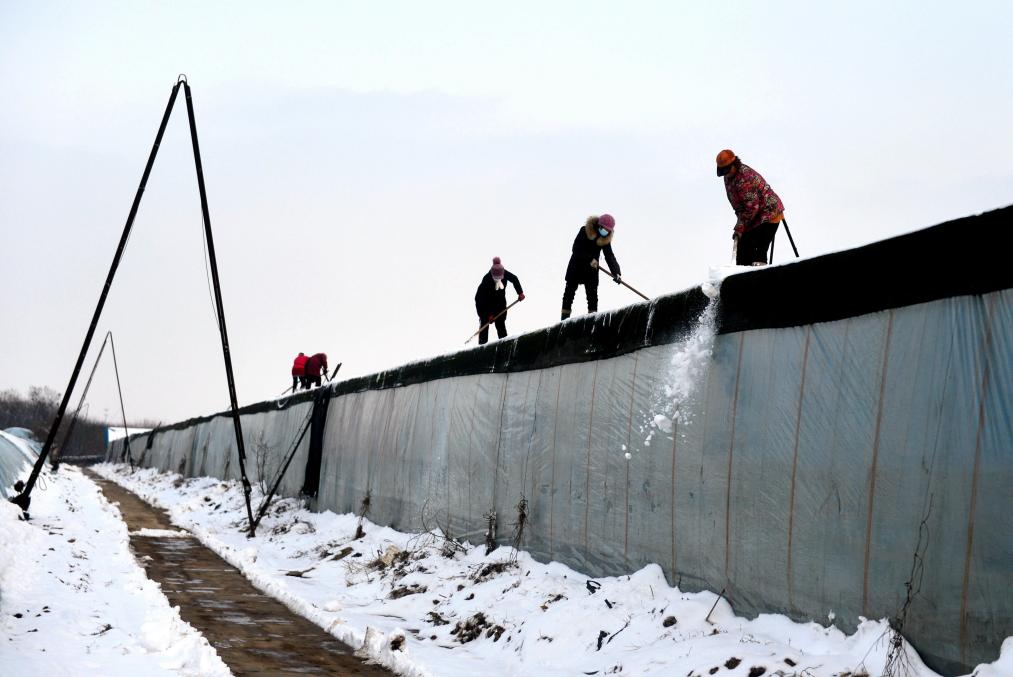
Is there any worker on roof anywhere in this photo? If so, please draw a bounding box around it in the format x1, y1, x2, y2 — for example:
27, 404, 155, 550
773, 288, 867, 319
291, 352, 308, 391
717, 150, 785, 266
561, 214, 622, 321
304, 352, 328, 388
474, 257, 524, 345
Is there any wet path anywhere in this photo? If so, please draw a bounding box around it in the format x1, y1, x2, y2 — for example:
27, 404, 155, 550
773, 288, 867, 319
86, 472, 392, 676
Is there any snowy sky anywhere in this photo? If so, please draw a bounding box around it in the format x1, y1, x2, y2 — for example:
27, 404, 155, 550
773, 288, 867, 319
1, 1, 1011, 424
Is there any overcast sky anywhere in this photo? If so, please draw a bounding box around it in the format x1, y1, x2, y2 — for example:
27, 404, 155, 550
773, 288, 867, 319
2, 1, 1011, 424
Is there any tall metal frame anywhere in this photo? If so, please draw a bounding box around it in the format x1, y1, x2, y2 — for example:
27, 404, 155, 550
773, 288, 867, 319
50, 331, 132, 471
11, 77, 257, 534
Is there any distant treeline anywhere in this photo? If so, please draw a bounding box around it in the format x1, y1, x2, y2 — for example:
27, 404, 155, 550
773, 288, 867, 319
0, 387, 160, 458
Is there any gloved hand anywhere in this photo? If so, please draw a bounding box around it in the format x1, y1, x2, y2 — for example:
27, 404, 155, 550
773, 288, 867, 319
518, 293, 525, 301
614, 275, 622, 285
732, 231, 741, 241
589, 259, 599, 269
488, 315, 496, 323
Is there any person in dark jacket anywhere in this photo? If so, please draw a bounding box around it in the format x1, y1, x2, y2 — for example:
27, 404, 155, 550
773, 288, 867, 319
474, 257, 524, 345
291, 352, 308, 391
304, 352, 328, 387
561, 214, 621, 321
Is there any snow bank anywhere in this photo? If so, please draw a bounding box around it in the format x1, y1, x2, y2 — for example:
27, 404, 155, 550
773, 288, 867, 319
92, 462, 1012, 677
0, 464, 230, 676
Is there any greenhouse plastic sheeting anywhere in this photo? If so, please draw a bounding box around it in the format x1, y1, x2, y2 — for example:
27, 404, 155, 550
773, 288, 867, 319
309, 292, 1010, 673
1, 430, 38, 499
113, 401, 314, 499
110, 207, 1013, 673
111, 290, 1011, 672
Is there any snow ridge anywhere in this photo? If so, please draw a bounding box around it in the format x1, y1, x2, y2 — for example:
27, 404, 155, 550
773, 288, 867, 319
86, 462, 992, 677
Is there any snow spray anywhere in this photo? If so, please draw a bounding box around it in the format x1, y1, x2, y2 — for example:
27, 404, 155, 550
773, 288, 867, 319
631, 266, 732, 456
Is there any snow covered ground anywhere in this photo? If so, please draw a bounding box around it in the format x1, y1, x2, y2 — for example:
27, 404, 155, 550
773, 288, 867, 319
0, 455, 229, 676
91, 462, 1012, 677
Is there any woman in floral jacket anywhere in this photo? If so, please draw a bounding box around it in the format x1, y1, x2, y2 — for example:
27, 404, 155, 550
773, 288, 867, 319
716, 149, 785, 265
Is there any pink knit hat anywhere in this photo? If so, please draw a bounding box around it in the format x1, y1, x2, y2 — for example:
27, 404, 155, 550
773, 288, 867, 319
491, 256, 505, 280
598, 214, 615, 232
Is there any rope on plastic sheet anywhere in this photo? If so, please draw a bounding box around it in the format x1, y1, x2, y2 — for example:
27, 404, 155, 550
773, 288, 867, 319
509, 495, 528, 562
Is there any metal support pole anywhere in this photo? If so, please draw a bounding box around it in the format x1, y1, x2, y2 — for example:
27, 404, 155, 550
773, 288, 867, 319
51, 332, 111, 471
11, 83, 181, 514
182, 82, 257, 537
108, 333, 133, 468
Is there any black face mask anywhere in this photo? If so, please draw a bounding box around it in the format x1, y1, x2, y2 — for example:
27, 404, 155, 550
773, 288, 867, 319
717, 164, 732, 177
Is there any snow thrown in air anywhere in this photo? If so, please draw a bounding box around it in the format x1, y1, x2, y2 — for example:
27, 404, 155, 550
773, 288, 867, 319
639, 265, 737, 451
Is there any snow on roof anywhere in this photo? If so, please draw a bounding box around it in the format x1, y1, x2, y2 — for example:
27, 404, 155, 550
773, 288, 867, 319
107, 427, 151, 443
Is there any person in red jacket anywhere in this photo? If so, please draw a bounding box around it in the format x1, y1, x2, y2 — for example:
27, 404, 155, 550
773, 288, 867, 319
291, 352, 308, 391
716, 149, 785, 265
304, 352, 328, 388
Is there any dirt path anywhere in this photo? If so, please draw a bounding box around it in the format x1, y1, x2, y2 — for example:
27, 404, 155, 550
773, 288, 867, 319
86, 472, 392, 676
